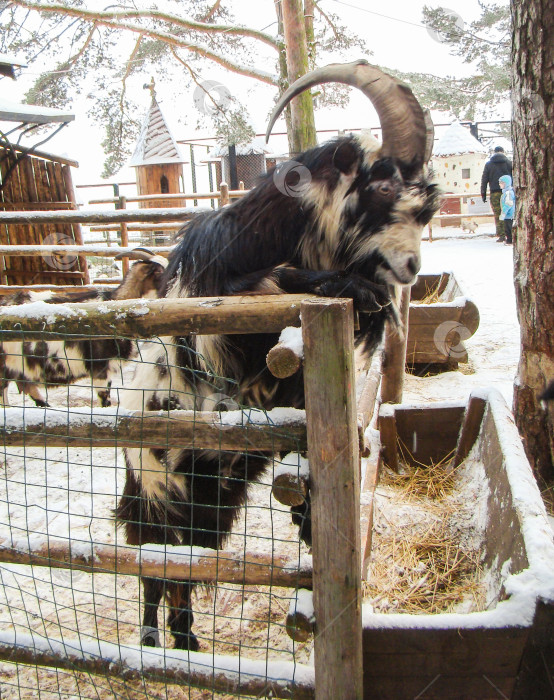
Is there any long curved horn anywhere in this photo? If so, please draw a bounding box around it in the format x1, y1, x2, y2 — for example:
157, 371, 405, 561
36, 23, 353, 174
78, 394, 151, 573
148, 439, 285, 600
266, 59, 433, 166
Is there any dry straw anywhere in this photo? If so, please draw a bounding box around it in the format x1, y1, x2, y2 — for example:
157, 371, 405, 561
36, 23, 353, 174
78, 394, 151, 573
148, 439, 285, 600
365, 441, 485, 614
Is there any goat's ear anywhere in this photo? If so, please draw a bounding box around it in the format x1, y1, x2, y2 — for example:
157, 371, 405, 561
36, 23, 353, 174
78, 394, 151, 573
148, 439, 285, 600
333, 141, 360, 176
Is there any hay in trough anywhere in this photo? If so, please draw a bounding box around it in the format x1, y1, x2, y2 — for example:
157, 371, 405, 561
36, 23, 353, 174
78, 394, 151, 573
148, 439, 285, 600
365, 447, 486, 615
410, 282, 442, 305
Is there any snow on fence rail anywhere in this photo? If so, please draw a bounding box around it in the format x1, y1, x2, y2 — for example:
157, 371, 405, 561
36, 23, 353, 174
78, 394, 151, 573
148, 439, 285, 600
0, 294, 363, 699
0, 207, 206, 225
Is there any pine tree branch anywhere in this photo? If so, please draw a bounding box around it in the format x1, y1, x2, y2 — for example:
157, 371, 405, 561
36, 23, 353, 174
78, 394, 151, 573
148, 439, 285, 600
9, 0, 280, 49
313, 1, 340, 41
200, 0, 222, 23
171, 49, 233, 124
65, 22, 96, 68
9, 0, 279, 85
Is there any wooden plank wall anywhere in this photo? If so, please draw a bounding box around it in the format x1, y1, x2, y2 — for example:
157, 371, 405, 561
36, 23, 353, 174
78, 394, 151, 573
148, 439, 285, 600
0, 148, 87, 286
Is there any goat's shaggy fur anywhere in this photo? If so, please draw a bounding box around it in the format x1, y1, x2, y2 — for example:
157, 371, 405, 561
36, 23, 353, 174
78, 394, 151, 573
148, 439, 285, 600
116, 133, 440, 650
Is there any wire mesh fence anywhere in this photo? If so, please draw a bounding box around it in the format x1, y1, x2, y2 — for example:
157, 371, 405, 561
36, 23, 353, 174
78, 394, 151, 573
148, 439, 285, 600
0, 320, 317, 698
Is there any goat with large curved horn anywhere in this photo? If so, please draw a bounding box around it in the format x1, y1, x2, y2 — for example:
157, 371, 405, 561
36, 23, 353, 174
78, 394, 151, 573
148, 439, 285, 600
116, 59, 440, 654
266, 59, 434, 166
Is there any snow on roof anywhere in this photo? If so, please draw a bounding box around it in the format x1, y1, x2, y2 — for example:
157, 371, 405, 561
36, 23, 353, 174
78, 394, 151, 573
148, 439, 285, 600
433, 121, 488, 157
0, 97, 74, 124
129, 97, 186, 167
0, 53, 27, 78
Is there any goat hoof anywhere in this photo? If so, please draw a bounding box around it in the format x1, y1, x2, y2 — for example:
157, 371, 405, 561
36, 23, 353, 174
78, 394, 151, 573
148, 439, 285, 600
173, 632, 199, 652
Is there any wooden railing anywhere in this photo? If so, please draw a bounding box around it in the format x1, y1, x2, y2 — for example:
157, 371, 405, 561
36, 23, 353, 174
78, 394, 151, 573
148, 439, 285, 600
0, 293, 373, 699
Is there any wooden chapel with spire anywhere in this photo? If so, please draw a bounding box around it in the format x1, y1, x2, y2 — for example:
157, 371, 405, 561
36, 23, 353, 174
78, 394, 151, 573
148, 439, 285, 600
129, 78, 186, 209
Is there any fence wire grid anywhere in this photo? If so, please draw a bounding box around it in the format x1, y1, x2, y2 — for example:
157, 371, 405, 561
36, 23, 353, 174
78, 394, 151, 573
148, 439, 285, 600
0, 330, 313, 699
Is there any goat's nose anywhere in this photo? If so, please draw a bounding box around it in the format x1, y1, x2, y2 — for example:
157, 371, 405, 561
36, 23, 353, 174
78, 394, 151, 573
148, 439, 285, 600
406, 255, 420, 277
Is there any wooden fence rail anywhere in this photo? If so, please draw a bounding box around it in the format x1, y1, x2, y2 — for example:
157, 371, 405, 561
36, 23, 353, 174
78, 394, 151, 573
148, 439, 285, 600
0, 538, 312, 588
0, 208, 206, 225
0, 294, 306, 339
0, 406, 307, 452
88, 190, 247, 205
0, 631, 315, 699
0, 244, 170, 258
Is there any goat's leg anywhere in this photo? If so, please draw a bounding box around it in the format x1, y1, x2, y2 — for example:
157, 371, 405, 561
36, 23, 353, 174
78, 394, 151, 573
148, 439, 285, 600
141, 577, 164, 647
291, 493, 312, 549
273, 267, 392, 313
16, 381, 49, 407
95, 377, 112, 407
0, 379, 9, 406
166, 581, 198, 651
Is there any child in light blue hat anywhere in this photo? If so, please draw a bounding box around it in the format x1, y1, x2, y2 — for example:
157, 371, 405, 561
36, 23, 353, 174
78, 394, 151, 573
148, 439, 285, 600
499, 175, 515, 245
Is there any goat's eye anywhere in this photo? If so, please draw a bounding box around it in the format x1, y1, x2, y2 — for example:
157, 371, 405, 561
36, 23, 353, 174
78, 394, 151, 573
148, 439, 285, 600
377, 182, 394, 196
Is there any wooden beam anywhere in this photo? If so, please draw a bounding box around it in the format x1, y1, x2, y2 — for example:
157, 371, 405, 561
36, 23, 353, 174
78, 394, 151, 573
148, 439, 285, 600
0, 631, 315, 699
88, 190, 247, 204
272, 472, 309, 506
356, 348, 383, 447
302, 298, 363, 700
266, 341, 302, 378
381, 287, 410, 404
0, 406, 307, 452
0, 208, 207, 225
0, 294, 308, 339
0, 285, 117, 295
0, 245, 171, 258
0, 538, 312, 587
452, 393, 487, 469
378, 405, 399, 473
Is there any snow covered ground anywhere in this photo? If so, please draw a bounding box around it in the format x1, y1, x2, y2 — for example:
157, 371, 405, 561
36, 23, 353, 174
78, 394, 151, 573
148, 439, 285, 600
1, 224, 552, 698
405, 227, 520, 406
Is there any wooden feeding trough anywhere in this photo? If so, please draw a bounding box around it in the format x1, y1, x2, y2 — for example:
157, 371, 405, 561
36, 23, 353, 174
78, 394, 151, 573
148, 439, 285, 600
362, 389, 554, 699
408, 272, 480, 369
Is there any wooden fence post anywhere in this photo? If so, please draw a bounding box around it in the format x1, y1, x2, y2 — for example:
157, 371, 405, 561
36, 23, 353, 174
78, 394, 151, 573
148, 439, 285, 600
381, 285, 410, 404
301, 298, 363, 700
61, 164, 90, 284
219, 182, 229, 207
118, 195, 129, 276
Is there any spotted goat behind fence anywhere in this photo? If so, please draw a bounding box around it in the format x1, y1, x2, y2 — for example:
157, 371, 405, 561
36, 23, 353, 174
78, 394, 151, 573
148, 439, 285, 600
0, 249, 167, 407
116, 60, 441, 650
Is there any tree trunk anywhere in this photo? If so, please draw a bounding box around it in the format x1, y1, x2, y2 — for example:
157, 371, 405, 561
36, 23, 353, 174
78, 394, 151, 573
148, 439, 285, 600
304, 0, 315, 70
511, 0, 554, 484
281, 0, 317, 155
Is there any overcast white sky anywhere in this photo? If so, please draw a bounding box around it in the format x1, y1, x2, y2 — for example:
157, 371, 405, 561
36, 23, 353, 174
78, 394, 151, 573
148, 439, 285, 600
1, 0, 510, 184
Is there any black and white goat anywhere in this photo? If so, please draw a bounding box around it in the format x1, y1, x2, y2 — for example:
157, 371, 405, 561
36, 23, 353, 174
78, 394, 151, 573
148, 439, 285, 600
0, 249, 167, 407
115, 60, 441, 650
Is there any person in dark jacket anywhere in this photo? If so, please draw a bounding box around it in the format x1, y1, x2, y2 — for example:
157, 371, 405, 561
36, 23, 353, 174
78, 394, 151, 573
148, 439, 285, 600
481, 146, 513, 241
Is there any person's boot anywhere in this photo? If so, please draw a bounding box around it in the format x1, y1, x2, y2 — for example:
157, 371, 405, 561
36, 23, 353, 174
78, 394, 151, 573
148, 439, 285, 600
496, 235, 505, 242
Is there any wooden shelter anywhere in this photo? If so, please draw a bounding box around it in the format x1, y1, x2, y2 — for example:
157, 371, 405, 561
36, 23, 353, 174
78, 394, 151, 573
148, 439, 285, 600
0, 91, 88, 286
